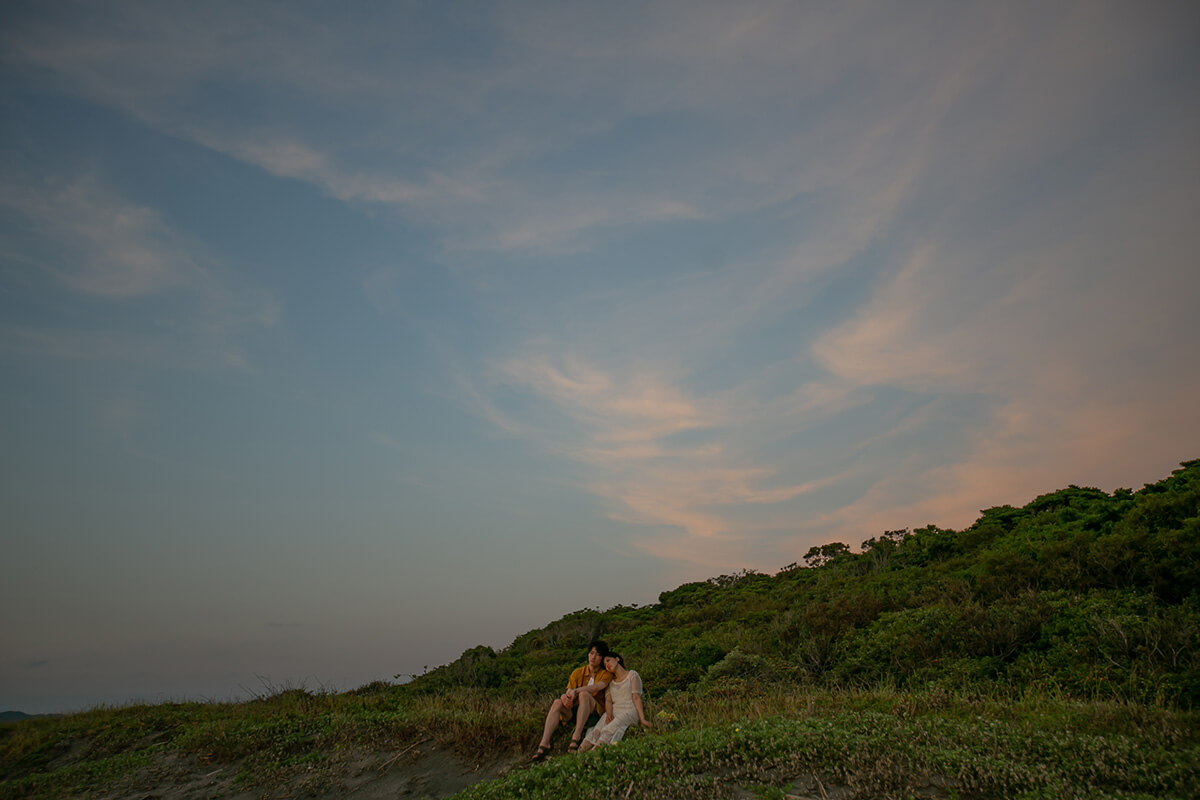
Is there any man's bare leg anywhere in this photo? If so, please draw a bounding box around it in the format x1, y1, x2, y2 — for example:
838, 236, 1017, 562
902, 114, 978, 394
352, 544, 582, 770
569, 692, 596, 746
538, 699, 570, 750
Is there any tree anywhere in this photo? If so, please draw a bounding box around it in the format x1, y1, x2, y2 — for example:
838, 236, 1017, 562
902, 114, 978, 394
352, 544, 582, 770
804, 542, 851, 568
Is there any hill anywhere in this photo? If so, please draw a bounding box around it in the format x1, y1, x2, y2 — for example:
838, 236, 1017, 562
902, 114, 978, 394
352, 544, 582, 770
2, 460, 1198, 799
410, 458, 1200, 709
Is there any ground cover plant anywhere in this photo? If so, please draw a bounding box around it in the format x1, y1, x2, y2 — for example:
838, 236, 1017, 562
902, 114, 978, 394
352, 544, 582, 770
452, 687, 1199, 799
3, 460, 1197, 798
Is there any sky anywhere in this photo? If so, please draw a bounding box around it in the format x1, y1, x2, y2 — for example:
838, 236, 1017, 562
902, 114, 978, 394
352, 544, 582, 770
2, 1, 1198, 715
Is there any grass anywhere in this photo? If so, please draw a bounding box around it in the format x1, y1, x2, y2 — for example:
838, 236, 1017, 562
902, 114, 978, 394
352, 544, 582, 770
0, 684, 534, 799
455, 687, 1199, 799
1, 682, 1196, 799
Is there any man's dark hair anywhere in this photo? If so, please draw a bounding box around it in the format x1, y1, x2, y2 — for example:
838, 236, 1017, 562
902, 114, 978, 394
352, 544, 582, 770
588, 640, 610, 658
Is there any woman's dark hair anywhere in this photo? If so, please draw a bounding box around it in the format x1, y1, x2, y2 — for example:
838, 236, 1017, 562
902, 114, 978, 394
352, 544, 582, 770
588, 640, 611, 658
605, 651, 625, 668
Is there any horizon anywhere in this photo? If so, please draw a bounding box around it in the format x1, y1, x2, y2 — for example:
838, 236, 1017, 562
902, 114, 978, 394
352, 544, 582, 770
3, 2, 1199, 716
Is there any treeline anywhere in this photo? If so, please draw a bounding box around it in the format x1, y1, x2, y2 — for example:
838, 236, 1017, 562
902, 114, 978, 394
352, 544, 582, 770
404, 460, 1200, 708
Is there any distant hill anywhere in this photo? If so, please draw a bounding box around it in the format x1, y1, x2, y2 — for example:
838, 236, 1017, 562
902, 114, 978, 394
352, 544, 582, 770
0, 711, 59, 722
406, 458, 1200, 708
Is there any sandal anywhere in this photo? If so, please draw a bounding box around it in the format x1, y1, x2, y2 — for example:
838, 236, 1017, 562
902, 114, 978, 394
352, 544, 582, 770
531, 745, 551, 762
567, 738, 581, 752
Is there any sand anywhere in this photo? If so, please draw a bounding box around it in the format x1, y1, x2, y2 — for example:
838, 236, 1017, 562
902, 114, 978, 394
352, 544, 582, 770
93, 740, 526, 800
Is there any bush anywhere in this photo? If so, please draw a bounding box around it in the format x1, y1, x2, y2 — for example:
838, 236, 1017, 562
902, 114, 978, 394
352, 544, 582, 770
700, 649, 783, 686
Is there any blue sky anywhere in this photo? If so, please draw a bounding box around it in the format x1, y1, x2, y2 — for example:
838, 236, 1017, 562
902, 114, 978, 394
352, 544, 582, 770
2, 1, 1198, 714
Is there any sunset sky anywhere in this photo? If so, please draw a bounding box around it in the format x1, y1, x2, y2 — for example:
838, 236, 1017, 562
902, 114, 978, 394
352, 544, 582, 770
3, 1, 1198, 714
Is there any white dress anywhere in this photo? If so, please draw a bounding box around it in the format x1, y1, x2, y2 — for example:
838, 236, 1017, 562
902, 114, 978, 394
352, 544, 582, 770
584, 670, 642, 745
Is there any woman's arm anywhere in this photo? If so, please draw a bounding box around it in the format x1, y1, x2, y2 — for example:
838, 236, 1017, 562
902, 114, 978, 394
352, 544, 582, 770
605, 692, 614, 723
633, 693, 651, 727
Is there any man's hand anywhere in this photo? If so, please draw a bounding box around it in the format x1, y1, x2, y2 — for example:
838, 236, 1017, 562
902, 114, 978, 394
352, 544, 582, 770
560, 690, 576, 708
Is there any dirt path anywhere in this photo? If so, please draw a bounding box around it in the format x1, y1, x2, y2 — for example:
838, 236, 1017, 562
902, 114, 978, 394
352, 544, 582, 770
101, 742, 526, 800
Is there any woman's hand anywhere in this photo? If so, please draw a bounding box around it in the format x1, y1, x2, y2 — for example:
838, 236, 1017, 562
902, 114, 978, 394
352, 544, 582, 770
640, 718, 652, 728
605, 711, 614, 723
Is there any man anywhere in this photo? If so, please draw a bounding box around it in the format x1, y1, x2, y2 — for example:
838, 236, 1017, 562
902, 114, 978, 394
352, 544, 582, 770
532, 640, 613, 760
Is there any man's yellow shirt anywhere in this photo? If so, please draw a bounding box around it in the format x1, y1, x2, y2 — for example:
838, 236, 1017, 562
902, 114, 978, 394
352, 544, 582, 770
564, 664, 614, 714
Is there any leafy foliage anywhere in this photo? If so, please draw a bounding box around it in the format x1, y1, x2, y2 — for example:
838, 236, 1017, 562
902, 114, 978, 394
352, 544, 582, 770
411, 459, 1200, 708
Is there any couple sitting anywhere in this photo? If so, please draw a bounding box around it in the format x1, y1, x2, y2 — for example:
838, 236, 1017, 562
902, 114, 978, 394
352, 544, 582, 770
532, 640, 651, 760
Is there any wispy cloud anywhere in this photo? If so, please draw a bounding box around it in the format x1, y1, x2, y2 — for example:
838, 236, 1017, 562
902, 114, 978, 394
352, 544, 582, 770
5, 1, 1196, 571
456, 1, 1200, 566
493, 354, 717, 442
0, 2, 937, 258
474, 350, 862, 565
0, 173, 191, 297
0, 172, 280, 370
809, 97, 1200, 541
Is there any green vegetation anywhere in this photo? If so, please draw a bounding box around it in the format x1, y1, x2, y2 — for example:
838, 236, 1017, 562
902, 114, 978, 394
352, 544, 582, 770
456, 690, 1197, 800
3, 460, 1198, 798
416, 459, 1200, 711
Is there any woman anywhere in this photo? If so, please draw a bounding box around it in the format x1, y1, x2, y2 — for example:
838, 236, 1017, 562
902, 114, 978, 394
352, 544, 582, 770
577, 652, 651, 751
